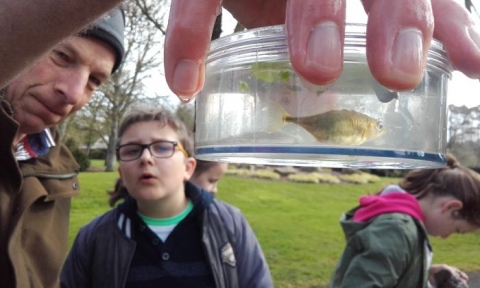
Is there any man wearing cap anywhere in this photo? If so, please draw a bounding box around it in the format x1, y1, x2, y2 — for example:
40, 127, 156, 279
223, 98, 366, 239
0, 8, 125, 288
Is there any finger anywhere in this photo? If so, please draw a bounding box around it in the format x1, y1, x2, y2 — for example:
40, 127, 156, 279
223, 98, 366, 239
361, 0, 374, 12
286, 0, 346, 85
364, 0, 434, 91
432, 0, 480, 79
164, 0, 222, 101
457, 270, 469, 281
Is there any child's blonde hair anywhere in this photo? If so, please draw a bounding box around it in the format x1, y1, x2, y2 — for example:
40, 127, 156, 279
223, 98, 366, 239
193, 159, 223, 177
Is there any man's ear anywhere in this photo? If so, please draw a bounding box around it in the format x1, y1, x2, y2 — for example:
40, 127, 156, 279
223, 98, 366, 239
184, 157, 196, 181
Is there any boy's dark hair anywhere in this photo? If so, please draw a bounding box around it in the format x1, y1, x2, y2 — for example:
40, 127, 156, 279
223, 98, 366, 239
399, 153, 480, 226
108, 178, 128, 207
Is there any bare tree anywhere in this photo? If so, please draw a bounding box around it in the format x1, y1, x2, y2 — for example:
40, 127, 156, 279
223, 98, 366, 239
67, 91, 109, 155
448, 104, 480, 166
175, 103, 195, 131
465, 0, 480, 19
103, 2, 164, 171
133, 0, 169, 35
135, 0, 224, 41
64, 2, 164, 171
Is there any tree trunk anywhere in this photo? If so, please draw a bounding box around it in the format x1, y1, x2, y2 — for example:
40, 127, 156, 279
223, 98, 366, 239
105, 121, 118, 172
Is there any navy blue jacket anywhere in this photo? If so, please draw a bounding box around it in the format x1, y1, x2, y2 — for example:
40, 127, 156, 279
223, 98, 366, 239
61, 182, 273, 288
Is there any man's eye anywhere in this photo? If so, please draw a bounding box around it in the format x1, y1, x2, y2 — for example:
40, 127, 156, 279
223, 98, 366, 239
89, 76, 102, 87
53, 50, 70, 62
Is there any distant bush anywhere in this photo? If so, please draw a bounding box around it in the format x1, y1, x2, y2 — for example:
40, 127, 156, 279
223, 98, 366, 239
71, 149, 91, 172
369, 169, 409, 178
225, 169, 252, 177
63, 138, 91, 172
225, 167, 381, 185
313, 172, 341, 184
287, 174, 319, 184
64, 138, 77, 151
88, 149, 106, 160
252, 170, 281, 180
362, 173, 381, 183
339, 173, 379, 184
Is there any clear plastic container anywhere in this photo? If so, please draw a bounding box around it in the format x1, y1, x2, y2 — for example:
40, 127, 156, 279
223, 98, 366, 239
194, 24, 452, 168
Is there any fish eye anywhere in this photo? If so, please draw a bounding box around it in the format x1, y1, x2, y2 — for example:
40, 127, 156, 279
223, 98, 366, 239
376, 122, 384, 131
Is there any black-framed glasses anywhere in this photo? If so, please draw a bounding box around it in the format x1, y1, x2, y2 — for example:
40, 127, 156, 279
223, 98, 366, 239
116, 140, 188, 162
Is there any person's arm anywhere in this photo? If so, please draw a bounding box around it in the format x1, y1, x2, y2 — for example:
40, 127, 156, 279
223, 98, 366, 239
60, 226, 92, 288
164, 0, 480, 101
335, 217, 418, 288
233, 212, 273, 288
0, 0, 121, 88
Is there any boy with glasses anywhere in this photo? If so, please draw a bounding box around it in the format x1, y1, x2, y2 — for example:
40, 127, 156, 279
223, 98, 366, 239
61, 108, 273, 288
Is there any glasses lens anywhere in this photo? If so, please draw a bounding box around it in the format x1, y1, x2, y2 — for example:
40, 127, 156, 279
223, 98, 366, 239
119, 144, 142, 161
151, 141, 175, 158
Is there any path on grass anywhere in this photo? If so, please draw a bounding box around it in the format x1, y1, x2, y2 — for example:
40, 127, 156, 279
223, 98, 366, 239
467, 271, 480, 287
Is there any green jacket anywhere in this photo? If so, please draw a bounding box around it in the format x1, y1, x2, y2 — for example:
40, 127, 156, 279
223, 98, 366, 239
329, 208, 430, 288
0, 100, 80, 288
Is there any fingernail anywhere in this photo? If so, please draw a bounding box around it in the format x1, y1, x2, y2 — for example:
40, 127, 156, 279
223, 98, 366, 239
173, 59, 200, 98
468, 26, 480, 50
306, 21, 342, 73
180, 97, 191, 103
392, 28, 423, 80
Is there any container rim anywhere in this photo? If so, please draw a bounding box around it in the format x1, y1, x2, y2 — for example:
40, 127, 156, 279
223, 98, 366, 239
207, 23, 452, 77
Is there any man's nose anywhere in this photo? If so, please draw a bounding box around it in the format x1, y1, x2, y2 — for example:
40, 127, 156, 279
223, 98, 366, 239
54, 69, 90, 105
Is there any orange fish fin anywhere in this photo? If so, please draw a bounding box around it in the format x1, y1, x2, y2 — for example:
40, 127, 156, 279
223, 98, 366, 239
313, 131, 328, 142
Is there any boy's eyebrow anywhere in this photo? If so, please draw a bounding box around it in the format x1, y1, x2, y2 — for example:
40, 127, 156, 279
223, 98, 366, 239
119, 139, 177, 145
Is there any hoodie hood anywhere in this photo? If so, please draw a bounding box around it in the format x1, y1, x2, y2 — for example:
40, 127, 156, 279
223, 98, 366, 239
353, 185, 424, 223
339, 185, 425, 238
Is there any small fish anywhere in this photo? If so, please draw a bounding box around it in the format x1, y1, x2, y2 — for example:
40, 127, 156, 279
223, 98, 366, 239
261, 102, 386, 145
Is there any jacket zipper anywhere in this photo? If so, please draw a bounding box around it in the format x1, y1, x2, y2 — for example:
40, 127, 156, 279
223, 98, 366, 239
22, 171, 78, 179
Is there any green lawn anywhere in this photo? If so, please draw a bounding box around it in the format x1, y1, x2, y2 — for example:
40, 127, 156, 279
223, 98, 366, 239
88, 159, 106, 169
71, 173, 480, 288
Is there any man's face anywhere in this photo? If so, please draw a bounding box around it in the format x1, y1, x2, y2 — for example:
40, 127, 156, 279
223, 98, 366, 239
4, 36, 115, 135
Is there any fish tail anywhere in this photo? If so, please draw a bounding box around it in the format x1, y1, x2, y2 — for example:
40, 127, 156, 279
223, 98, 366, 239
257, 101, 289, 133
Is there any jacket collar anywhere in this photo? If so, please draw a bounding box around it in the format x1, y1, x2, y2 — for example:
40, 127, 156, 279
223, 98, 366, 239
118, 181, 214, 217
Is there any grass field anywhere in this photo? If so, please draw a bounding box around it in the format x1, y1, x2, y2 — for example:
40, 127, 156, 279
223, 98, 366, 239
88, 159, 106, 169
71, 172, 480, 288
